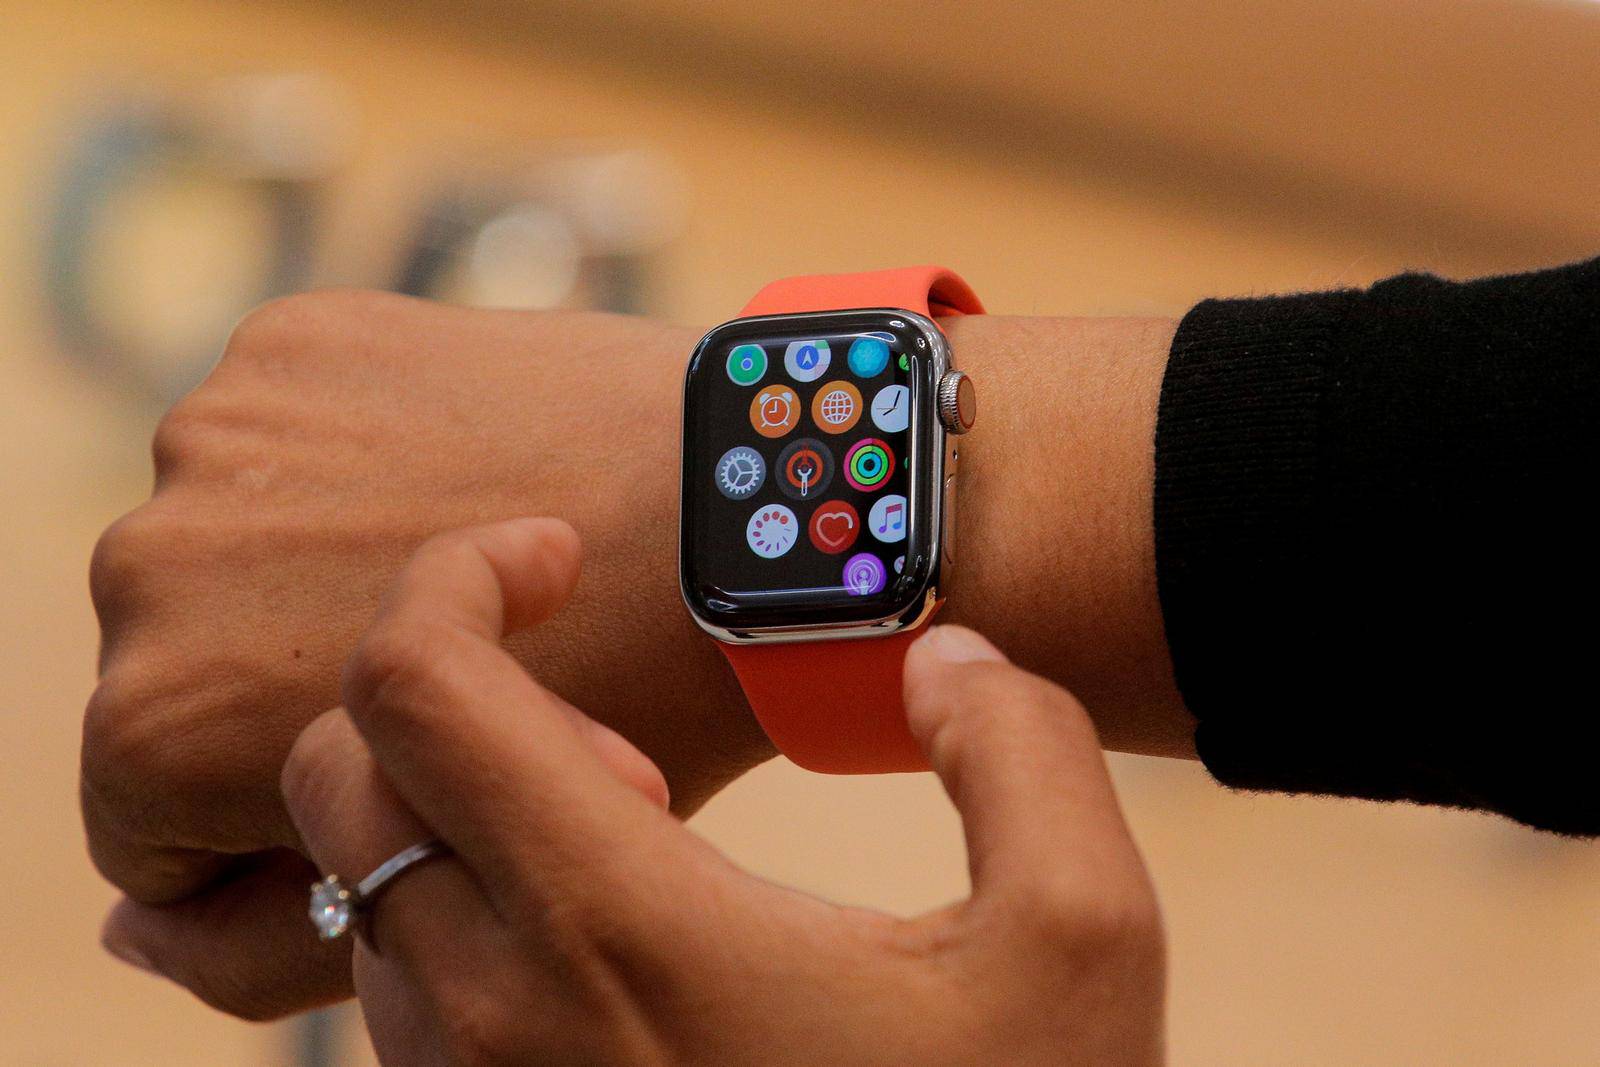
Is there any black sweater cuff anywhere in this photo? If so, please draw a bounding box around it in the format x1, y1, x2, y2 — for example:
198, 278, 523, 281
1154, 264, 1599, 836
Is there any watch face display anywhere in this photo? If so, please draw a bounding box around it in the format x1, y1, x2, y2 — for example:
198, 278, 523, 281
681, 311, 943, 634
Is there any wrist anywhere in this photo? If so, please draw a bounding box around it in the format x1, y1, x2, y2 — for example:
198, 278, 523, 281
940, 314, 1194, 758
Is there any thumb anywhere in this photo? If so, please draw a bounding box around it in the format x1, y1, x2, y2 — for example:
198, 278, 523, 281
902, 626, 1148, 905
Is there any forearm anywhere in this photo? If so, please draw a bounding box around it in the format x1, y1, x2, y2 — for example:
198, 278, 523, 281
940, 314, 1194, 759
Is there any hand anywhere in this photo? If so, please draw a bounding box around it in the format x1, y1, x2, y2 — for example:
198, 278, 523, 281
283, 519, 1165, 1066
85, 292, 774, 1019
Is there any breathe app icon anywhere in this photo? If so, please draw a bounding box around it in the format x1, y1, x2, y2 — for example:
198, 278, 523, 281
725, 344, 767, 385
784, 339, 832, 383
746, 505, 798, 559
847, 335, 891, 378
750, 385, 800, 438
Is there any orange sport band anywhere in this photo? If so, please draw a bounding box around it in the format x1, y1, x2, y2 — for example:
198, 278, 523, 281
721, 266, 983, 774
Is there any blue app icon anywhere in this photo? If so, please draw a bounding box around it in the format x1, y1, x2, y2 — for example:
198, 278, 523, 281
847, 336, 891, 378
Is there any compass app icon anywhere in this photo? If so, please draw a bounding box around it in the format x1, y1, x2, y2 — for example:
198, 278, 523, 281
784, 339, 832, 383
714, 446, 765, 500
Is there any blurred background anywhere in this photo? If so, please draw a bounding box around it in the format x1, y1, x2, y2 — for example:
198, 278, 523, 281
4, 1, 1598, 1064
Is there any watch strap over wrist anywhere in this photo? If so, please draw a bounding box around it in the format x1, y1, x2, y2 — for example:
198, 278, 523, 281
719, 266, 980, 774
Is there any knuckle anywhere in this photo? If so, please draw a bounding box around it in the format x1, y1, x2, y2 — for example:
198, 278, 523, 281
183, 961, 300, 1023
149, 397, 214, 478
279, 713, 347, 822
1027, 883, 1166, 969
88, 509, 167, 614
342, 622, 459, 720
222, 289, 397, 366
432, 987, 523, 1066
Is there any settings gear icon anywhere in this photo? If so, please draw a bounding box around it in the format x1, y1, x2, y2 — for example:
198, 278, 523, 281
715, 445, 766, 500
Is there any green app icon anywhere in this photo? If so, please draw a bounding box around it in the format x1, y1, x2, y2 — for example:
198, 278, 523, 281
726, 344, 767, 386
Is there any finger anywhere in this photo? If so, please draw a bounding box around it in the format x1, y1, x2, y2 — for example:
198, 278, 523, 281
99, 849, 352, 1021
340, 518, 681, 906
281, 709, 495, 973
903, 626, 1150, 904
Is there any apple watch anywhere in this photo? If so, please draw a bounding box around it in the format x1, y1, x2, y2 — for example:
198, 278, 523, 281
679, 266, 981, 773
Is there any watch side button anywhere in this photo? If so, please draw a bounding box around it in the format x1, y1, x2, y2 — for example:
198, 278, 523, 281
942, 474, 957, 564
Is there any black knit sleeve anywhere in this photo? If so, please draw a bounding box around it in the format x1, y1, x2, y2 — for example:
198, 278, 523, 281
1153, 258, 1600, 835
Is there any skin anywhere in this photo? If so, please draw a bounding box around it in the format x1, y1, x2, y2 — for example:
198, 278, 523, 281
84, 290, 1189, 1019
280, 519, 1165, 1066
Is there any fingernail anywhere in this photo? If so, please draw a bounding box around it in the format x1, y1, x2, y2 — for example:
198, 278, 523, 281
102, 929, 157, 975
919, 625, 1006, 664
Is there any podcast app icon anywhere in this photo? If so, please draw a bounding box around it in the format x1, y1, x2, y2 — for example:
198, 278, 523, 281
749, 386, 799, 438
808, 500, 859, 555
841, 552, 887, 597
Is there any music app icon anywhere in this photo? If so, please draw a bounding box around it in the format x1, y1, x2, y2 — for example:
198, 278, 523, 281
808, 500, 859, 555
868, 493, 907, 544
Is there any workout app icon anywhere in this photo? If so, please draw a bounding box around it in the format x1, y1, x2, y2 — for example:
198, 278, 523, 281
775, 437, 834, 500
726, 344, 767, 386
746, 504, 798, 559
714, 445, 765, 500
808, 500, 860, 555
749, 385, 799, 438
843, 438, 895, 492
842, 552, 887, 596
870, 384, 909, 433
784, 339, 832, 383
847, 335, 891, 378
868, 493, 907, 543
810, 380, 862, 434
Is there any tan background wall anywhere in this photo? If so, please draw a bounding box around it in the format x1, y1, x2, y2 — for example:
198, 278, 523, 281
2, 1, 1596, 1064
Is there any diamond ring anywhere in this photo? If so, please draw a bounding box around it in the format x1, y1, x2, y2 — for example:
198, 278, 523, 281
309, 840, 451, 945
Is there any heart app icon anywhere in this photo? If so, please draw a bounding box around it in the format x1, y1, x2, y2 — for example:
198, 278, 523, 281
807, 500, 860, 555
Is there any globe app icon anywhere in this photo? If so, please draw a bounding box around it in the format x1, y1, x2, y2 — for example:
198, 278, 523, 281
810, 379, 862, 434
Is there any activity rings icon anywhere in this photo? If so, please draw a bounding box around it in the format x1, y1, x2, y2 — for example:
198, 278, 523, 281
843, 438, 895, 492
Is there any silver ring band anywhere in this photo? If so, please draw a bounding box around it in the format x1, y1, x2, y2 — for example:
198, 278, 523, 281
309, 840, 450, 945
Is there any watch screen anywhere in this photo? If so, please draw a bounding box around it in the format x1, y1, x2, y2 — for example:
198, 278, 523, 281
680, 311, 941, 633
